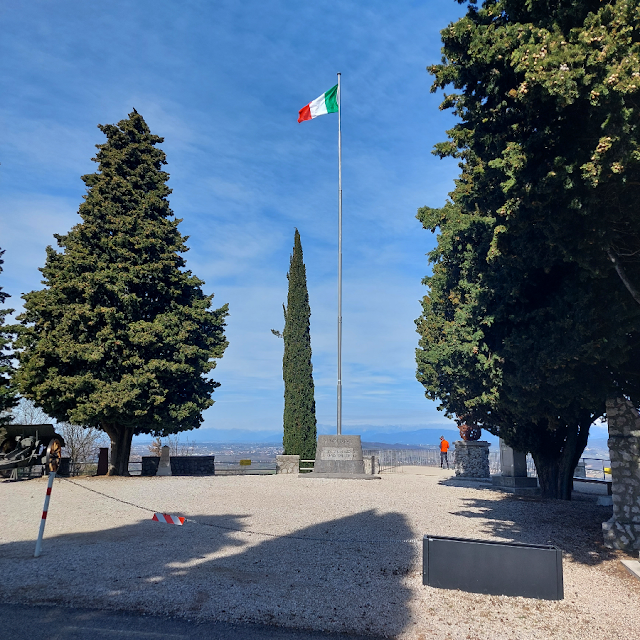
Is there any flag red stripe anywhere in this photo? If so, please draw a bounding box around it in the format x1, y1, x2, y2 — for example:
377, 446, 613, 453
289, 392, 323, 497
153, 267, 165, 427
298, 105, 312, 123
163, 514, 172, 524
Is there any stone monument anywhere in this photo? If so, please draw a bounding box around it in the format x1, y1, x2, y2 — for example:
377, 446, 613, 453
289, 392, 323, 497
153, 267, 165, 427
156, 445, 172, 477
305, 435, 379, 479
492, 439, 538, 494
602, 397, 640, 552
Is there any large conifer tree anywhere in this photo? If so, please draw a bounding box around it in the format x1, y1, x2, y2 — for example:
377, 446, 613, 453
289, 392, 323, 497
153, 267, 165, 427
0, 249, 18, 425
14, 111, 228, 474
282, 229, 317, 459
416, 0, 640, 499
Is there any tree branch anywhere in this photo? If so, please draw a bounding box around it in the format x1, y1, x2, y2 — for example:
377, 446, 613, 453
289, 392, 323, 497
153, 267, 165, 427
607, 248, 640, 305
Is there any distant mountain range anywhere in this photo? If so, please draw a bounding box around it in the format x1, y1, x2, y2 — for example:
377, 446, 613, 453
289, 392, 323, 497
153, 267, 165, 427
135, 426, 608, 455
157, 426, 500, 447
351, 428, 498, 447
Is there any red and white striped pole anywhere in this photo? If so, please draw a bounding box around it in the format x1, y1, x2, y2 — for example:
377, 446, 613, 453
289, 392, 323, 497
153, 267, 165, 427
34, 471, 56, 558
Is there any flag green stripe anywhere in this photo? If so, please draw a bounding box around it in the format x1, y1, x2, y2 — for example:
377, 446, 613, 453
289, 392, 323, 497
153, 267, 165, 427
324, 84, 339, 113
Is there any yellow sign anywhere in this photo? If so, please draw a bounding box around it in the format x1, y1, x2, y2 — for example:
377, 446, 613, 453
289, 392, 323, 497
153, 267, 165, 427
239, 459, 251, 466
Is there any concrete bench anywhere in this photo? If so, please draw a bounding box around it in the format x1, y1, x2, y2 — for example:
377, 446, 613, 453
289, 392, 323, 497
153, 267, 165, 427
572, 477, 612, 495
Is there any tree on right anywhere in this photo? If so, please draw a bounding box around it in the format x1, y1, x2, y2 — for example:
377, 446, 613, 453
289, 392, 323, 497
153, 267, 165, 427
416, 0, 640, 499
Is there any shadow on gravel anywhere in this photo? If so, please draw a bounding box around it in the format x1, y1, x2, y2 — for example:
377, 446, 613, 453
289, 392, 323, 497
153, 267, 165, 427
0, 509, 414, 638
446, 493, 616, 566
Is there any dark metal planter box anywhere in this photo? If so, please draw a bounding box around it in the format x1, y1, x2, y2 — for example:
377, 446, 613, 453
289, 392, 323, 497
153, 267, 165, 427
423, 535, 563, 600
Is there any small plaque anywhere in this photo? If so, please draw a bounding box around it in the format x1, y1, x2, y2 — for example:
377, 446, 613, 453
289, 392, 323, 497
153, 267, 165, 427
239, 459, 251, 466
321, 447, 354, 461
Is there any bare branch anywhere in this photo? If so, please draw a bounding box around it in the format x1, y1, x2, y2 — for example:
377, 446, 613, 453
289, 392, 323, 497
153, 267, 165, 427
607, 248, 640, 305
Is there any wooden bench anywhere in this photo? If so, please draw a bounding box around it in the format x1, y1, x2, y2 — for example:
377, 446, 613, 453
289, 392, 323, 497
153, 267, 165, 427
572, 477, 612, 495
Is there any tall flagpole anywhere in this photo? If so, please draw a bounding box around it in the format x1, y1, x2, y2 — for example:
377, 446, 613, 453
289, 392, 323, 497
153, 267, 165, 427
337, 72, 342, 436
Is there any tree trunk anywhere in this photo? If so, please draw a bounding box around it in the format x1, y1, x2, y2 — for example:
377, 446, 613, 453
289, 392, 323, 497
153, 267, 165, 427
530, 420, 590, 500
102, 423, 134, 476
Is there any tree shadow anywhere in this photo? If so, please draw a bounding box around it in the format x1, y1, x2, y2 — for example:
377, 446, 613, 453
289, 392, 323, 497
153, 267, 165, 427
444, 492, 616, 566
0, 509, 414, 638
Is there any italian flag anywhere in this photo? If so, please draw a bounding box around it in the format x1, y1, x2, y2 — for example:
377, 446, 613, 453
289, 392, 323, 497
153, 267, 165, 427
298, 84, 339, 123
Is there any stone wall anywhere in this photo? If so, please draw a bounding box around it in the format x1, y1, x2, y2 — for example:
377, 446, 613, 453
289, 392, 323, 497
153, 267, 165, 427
141, 455, 215, 476
276, 455, 299, 474
453, 441, 490, 478
602, 397, 640, 552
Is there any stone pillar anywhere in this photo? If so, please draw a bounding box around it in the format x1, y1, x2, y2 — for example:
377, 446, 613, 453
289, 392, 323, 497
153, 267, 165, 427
492, 439, 538, 492
500, 439, 528, 477
363, 455, 376, 475
156, 445, 172, 476
276, 454, 299, 474
602, 397, 640, 552
453, 440, 490, 478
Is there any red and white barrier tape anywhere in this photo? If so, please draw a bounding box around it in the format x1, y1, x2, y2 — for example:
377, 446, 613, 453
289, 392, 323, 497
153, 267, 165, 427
152, 512, 185, 525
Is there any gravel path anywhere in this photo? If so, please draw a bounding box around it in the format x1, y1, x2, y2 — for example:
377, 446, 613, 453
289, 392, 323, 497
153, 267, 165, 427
1, 470, 638, 639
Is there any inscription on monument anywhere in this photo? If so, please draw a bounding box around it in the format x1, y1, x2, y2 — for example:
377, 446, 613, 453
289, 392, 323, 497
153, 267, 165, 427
310, 434, 374, 477
321, 447, 354, 461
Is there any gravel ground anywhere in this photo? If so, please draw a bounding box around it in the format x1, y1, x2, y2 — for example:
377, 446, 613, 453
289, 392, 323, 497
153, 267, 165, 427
1, 469, 639, 639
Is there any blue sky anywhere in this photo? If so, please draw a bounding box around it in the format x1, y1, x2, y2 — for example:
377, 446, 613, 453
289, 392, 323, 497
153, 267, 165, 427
0, 0, 610, 443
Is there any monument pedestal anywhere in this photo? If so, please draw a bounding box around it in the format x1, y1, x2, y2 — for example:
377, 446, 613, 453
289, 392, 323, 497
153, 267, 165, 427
304, 435, 380, 479
453, 440, 490, 478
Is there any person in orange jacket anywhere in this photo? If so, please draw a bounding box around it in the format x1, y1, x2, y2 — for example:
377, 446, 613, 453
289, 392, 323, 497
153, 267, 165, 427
440, 435, 450, 469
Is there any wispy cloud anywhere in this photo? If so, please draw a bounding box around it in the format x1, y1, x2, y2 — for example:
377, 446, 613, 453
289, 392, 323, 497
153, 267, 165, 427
1, 0, 467, 436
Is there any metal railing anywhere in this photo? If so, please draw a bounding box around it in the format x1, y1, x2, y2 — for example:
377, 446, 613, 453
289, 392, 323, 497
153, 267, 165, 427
575, 457, 611, 480
215, 460, 277, 475
299, 460, 314, 472
363, 448, 443, 473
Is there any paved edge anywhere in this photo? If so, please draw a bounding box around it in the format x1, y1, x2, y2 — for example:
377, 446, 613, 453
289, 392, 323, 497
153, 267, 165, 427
620, 559, 640, 581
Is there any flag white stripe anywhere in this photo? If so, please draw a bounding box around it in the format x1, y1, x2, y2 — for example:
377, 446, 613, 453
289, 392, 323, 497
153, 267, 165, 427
309, 93, 328, 118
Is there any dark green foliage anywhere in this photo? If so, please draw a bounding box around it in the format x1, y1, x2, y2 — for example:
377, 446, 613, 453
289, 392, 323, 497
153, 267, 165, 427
282, 229, 317, 459
14, 111, 229, 474
416, 0, 640, 498
0, 249, 18, 425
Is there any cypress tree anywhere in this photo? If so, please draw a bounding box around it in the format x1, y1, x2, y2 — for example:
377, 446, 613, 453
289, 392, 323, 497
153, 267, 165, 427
14, 111, 229, 474
0, 249, 18, 425
282, 229, 317, 459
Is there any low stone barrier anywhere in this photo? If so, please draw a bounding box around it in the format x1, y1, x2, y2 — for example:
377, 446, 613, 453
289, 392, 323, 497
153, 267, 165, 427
276, 454, 299, 474
141, 455, 215, 476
